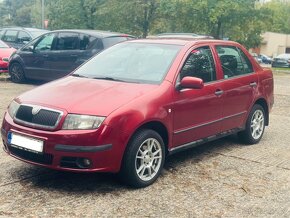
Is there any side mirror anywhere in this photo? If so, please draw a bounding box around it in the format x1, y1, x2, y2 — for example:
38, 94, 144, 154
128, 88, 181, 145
178, 76, 204, 90
28, 45, 34, 52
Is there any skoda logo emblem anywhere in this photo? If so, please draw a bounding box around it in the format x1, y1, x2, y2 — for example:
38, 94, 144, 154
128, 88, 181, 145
31, 106, 41, 115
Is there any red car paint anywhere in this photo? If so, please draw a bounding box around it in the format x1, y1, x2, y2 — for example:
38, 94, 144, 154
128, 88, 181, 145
1, 39, 274, 174
0, 40, 16, 73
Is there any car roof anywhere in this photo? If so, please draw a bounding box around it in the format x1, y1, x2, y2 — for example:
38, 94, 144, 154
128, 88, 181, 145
276, 53, 290, 59
49, 29, 135, 38
150, 33, 214, 39
1, 27, 47, 31
128, 38, 230, 46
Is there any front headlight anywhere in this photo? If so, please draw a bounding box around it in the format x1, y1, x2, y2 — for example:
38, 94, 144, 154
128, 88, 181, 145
62, 114, 105, 130
8, 100, 20, 118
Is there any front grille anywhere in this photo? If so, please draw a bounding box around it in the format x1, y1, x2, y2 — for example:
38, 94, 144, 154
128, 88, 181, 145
8, 145, 53, 165
15, 105, 62, 130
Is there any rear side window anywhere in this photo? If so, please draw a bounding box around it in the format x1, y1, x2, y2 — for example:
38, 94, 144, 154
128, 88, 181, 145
180, 46, 216, 83
55, 32, 79, 50
102, 36, 132, 48
79, 34, 99, 50
2, 30, 18, 42
216, 45, 253, 79
17, 31, 31, 43
0, 29, 4, 39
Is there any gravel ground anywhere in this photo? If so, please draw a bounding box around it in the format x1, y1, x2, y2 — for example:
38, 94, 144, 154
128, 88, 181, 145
0, 72, 290, 217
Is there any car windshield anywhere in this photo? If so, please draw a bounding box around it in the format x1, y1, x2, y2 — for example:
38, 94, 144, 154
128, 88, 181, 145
0, 40, 9, 48
73, 42, 182, 84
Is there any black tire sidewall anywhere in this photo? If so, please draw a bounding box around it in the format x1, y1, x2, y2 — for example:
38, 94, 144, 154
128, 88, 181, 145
243, 104, 266, 144
121, 129, 165, 188
10, 62, 25, 83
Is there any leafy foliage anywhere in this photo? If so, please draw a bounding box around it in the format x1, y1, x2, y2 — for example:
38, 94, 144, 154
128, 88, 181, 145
0, 0, 289, 48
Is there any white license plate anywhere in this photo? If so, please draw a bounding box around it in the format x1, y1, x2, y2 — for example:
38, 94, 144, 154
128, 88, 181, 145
8, 132, 44, 153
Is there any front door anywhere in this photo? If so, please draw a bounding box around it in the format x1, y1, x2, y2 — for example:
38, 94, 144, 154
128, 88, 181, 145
172, 46, 223, 147
23, 33, 57, 80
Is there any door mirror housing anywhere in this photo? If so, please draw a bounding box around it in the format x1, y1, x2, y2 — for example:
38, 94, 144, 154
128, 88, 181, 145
178, 76, 204, 90
28, 45, 34, 52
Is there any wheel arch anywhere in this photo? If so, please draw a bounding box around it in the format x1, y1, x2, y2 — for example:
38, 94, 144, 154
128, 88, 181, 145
126, 121, 170, 156
254, 98, 269, 126
9, 60, 26, 74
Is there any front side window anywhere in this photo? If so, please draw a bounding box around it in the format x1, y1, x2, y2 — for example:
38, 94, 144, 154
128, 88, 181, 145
35, 33, 56, 51
216, 45, 253, 78
54, 32, 79, 50
180, 46, 216, 83
73, 42, 181, 84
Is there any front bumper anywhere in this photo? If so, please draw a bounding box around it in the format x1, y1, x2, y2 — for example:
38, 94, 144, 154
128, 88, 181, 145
0, 61, 8, 73
1, 112, 126, 173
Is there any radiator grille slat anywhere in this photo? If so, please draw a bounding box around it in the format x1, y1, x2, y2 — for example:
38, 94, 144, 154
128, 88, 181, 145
15, 105, 62, 130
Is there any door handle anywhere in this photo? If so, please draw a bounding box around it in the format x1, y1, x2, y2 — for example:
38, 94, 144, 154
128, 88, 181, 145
215, 89, 224, 96
250, 82, 257, 87
42, 54, 49, 58
70, 54, 78, 57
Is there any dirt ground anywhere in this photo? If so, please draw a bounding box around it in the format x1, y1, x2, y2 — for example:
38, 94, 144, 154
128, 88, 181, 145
0, 72, 290, 217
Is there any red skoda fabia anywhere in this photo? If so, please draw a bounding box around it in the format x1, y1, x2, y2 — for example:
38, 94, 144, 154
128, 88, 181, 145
1, 39, 274, 187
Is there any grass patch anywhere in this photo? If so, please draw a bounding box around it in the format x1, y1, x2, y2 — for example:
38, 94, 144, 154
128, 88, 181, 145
271, 67, 290, 72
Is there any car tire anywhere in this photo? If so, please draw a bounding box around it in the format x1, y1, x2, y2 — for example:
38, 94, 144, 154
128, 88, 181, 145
119, 129, 165, 188
238, 104, 265, 145
9, 62, 26, 83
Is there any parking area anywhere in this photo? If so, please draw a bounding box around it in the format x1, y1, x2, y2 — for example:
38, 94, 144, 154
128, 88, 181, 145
0, 72, 290, 217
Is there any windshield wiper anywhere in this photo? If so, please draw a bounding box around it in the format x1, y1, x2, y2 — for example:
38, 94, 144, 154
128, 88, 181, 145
71, 74, 88, 78
92, 76, 126, 82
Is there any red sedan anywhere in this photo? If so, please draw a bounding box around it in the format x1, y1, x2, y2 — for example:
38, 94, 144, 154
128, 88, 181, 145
0, 40, 16, 73
1, 39, 274, 187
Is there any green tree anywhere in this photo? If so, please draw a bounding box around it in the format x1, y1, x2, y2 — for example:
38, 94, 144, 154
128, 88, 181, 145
261, 0, 290, 34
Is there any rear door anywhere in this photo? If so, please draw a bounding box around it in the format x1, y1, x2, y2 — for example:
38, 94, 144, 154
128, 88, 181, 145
215, 45, 257, 132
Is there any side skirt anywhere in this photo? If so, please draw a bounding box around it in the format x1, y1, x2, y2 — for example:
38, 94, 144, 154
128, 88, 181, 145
169, 127, 244, 155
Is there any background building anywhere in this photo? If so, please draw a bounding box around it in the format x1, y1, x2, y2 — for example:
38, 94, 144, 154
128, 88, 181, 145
251, 32, 290, 57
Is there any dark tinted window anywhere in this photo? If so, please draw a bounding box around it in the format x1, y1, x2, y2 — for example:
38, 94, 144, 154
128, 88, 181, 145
17, 31, 31, 43
2, 30, 18, 42
237, 47, 253, 74
216, 45, 253, 79
55, 33, 79, 50
102, 36, 132, 48
79, 34, 98, 50
180, 46, 216, 83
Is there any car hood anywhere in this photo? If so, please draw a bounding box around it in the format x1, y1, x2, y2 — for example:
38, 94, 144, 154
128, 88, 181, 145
0, 48, 16, 58
16, 76, 158, 116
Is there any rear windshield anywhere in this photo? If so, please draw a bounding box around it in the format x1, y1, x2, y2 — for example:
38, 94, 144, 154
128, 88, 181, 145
102, 36, 134, 48
73, 42, 181, 84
